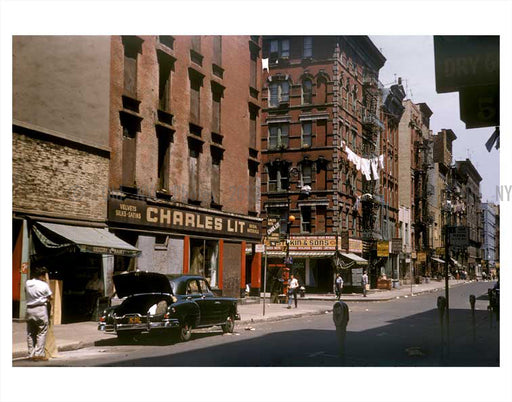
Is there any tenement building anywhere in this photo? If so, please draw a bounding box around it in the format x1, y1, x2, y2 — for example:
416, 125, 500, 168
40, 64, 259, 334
260, 36, 386, 292
481, 202, 496, 276
12, 36, 263, 323
398, 100, 434, 281
107, 36, 263, 298
12, 36, 140, 323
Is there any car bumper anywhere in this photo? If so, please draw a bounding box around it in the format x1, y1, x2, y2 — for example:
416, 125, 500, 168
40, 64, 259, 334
98, 318, 180, 333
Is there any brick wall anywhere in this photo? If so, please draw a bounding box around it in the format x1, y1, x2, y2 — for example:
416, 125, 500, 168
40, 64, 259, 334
12, 132, 109, 221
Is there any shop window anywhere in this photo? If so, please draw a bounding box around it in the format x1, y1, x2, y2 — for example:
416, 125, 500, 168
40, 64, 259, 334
268, 80, 289, 107
268, 123, 289, 149
190, 239, 219, 288
301, 206, 312, 233
303, 36, 313, 58
302, 121, 312, 148
302, 79, 312, 104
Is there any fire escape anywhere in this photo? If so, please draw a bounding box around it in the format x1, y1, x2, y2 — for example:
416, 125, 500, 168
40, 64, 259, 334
361, 71, 384, 284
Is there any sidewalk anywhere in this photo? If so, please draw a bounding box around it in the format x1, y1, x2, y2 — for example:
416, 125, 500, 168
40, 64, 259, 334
12, 278, 470, 360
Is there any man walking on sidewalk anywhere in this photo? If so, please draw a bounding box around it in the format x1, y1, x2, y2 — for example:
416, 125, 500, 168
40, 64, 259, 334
287, 274, 299, 309
335, 273, 344, 300
25, 266, 52, 361
361, 271, 368, 297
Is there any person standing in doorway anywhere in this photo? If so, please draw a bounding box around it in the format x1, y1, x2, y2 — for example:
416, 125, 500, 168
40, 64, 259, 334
287, 274, 299, 309
335, 273, 344, 300
25, 266, 52, 361
361, 270, 369, 297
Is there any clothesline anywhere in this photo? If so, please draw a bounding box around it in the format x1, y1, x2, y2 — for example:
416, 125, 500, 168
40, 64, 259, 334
341, 140, 384, 181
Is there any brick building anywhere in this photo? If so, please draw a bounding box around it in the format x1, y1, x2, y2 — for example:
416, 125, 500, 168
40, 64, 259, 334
260, 36, 386, 292
107, 35, 263, 299
12, 36, 140, 322
12, 35, 263, 322
398, 100, 434, 279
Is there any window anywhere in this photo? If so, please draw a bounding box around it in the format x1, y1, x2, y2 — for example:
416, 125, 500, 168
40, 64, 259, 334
269, 80, 290, 107
351, 129, 357, 149
268, 123, 289, 149
159, 36, 174, 49
190, 239, 219, 287
250, 46, 258, 89
122, 36, 142, 99
301, 163, 312, 187
157, 132, 171, 191
249, 106, 258, 149
301, 206, 312, 233
248, 165, 257, 212
191, 36, 201, 53
120, 114, 140, 187
211, 154, 221, 206
267, 164, 289, 192
186, 279, 200, 295
270, 39, 289, 61
352, 215, 357, 234
302, 79, 313, 104
213, 36, 222, 66
317, 206, 326, 233
303, 37, 313, 58
268, 208, 289, 236
188, 146, 200, 201
189, 76, 202, 124
157, 51, 173, 112
212, 90, 221, 133
302, 121, 312, 147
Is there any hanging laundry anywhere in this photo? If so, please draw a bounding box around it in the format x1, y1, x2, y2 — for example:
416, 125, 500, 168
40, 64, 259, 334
262, 58, 269, 71
378, 154, 384, 169
371, 158, 379, 181
360, 158, 372, 180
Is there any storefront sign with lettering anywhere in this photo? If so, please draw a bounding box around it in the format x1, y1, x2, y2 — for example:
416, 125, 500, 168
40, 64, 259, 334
349, 238, 363, 253
108, 197, 261, 240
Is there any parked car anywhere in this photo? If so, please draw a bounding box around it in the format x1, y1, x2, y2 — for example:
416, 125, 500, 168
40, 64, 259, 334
98, 271, 240, 342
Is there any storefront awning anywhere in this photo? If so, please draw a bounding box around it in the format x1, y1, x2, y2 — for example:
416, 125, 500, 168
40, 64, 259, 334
340, 253, 368, 265
432, 257, 445, 264
34, 222, 141, 257
450, 257, 460, 266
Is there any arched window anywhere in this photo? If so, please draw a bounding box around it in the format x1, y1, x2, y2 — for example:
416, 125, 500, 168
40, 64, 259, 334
302, 79, 313, 104
268, 79, 290, 107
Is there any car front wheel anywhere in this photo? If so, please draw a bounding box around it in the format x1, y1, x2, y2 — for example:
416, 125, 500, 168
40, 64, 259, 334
178, 322, 192, 342
221, 315, 235, 333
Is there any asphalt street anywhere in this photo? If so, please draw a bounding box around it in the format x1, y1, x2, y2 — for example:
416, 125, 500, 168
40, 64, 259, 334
12, 281, 498, 367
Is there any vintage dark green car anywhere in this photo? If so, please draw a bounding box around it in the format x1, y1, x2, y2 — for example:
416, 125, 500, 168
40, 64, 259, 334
98, 271, 240, 342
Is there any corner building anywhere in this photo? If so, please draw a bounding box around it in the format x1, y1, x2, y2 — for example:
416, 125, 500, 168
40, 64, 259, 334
260, 36, 386, 292
108, 36, 263, 298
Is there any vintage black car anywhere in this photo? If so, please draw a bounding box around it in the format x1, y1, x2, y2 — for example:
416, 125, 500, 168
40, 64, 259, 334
98, 271, 240, 342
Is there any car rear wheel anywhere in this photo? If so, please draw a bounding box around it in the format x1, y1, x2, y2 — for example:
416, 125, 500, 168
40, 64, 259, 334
221, 315, 235, 333
178, 322, 192, 342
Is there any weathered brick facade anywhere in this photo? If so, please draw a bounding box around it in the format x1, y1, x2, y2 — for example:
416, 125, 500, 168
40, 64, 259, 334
12, 132, 109, 221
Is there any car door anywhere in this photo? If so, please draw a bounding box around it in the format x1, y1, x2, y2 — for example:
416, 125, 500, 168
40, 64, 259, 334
185, 279, 213, 326
197, 279, 222, 324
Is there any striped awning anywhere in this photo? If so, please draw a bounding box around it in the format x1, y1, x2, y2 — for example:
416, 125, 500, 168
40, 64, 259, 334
34, 222, 141, 257
432, 257, 445, 264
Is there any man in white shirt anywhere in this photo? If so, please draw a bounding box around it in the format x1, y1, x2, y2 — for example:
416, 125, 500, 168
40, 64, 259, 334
287, 274, 299, 309
25, 266, 52, 360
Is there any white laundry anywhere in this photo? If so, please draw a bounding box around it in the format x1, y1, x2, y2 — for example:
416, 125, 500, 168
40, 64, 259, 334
360, 158, 372, 180
262, 58, 269, 71
371, 158, 379, 180
378, 154, 384, 169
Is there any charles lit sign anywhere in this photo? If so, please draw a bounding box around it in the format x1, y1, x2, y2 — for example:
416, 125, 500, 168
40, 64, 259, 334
108, 197, 261, 240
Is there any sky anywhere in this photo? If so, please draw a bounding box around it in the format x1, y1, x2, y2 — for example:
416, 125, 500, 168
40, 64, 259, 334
370, 35, 500, 203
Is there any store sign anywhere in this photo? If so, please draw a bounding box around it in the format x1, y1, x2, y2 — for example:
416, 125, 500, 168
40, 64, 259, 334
417, 251, 427, 262
109, 197, 261, 240
255, 244, 265, 253
449, 226, 469, 247
434, 36, 499, 93
459, 84, 499, 128
391, 238, 402, 254
267, 236, 337, 252
377, 241, 389, 257
349, 238, 363, 253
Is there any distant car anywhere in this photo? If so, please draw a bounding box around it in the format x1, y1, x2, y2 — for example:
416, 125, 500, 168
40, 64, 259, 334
98, 271, 240, 342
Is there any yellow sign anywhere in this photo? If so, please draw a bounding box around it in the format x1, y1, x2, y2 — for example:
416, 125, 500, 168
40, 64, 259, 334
377, 241, 389, 257
417, 251, 427, 262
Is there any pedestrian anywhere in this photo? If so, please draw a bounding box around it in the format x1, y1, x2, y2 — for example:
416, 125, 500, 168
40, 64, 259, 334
335, 273, 344, 300
361, 270, 368, 297
25, 266, 52, 361
287, 274, 299, 309
85, 272, 104, 319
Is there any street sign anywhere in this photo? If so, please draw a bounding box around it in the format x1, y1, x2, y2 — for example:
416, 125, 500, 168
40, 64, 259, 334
267, 221, 280, 236
459, 84, 499, 128
391, 238, 402, 254
255, 244, 265, 253
449, 226, 469, 247
434, 36, 499, 93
